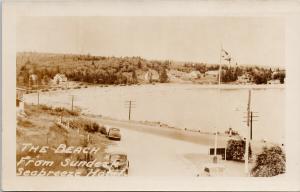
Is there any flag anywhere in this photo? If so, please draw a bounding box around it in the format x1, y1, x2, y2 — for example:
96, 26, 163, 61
222, 48, 229, 56
221, 48, 232, 63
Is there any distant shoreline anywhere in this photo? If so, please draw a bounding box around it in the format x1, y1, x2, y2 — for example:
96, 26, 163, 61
21, 81, 285, 94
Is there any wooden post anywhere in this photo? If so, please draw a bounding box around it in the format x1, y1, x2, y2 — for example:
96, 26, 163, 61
37, 91, 39, 106
71, 95, 74, 111
250, 111, 253, 140
245, 89, 251, 175
128, 100, 132, 120
213, 43, 223, 162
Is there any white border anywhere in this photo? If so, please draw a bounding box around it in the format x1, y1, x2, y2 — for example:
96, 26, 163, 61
2, 0, 300, 191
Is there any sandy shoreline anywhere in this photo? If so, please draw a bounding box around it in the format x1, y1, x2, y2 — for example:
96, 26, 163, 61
22, 82, 285, 93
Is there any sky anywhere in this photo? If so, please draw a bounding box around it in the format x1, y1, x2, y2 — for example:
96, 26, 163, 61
17, 16, 285, 66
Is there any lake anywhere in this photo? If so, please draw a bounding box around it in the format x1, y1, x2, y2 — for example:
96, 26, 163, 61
24, 83, 285, 143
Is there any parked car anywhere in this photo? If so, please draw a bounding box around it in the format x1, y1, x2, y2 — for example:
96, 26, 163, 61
107, 128, 121, 140
103, 153, 129, 176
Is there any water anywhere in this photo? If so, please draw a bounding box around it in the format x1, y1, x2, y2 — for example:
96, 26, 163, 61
24, 84, 285, 143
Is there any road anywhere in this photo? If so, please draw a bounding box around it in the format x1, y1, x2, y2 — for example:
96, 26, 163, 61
90, 117, 216, 177
107, 127, 206, 176
89, 117, 241, 177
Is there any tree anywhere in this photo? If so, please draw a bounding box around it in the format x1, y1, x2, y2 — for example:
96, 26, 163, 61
273, 72, 285, 84
159, 68, 169, 83
251, 145, 285, 177
132, 70, 138, 84
137, 60, 142, 69
221, 67, 237, 82
55, 65, 60, 74
279, 73, 285, 84
226, 139, 252, 161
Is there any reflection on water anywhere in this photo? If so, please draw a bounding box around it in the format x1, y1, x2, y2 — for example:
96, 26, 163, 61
24, 84, 285, 143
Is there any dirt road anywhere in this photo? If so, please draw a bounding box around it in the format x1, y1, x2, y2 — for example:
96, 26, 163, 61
89, 116, 248, 177
89, 117, 215, 176
107, 127, 207, 176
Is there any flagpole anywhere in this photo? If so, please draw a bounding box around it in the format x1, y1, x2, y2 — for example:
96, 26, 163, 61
214, 43, 223, 161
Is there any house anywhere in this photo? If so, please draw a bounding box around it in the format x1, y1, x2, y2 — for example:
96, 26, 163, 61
29, 74, 38, 87
205, 70, 219, 78
144, 70, 159, 82
237, 74, 251, 84
16, 88, 26, 113
267, 79, 281, 84
53, 73, 67, 85
29, 74, 38, 81
188, 70, 202, 79
272, 71, 279, 79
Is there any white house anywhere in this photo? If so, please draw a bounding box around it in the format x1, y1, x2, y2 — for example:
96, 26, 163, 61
144, 70, 159, 82
53, 73, 68, 85
267, 79, 281, 84
205, 70, 219, 78
237, 74, 251, 84
29, 74, 38, 82
16, 88, 26, 114
28, 74, 38, 87
188, 70, 202, 79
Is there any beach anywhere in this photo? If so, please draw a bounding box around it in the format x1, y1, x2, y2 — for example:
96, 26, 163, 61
23, 83, 285, 143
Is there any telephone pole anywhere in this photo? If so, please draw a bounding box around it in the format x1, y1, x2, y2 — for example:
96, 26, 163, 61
125, 100, 136, 120
37, 91, 40, 106
243, 111, 259, 140
71, 95, 74, 111
244, 89, 251, 175
250, 112, 259, 140
242, 89, 259, 175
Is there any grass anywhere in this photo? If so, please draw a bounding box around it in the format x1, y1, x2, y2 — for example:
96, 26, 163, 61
25, 104, 80, 117
69, 118, 102, 133
17, 103, 112, 176
17, 117, 34, 128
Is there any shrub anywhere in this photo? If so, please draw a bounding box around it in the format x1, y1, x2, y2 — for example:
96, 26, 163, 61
83, 121, 99, 133
226, 139, 252, 161
17, 118, 34, 128
99, 125, 107, 135
39, 104, 52, 111
49, 107, 80, 116
69, 118, 99, 133
251, 145, 286, 177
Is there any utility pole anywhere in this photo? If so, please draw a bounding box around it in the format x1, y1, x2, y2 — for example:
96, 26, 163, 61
242, 89, 261, 175
243, 111, 259, 140
250, 111, 253, 140
37, 91, 40, 106
71, 95, 74, 111
125, 100, 136, 120
245, 89, 251, 175
129, 101, 131, 120
250, 111, 259, 140
213, 43, 223, 162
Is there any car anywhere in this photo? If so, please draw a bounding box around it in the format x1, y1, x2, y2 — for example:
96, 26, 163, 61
103, 153, 129, 176
107, 128, 121, 140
